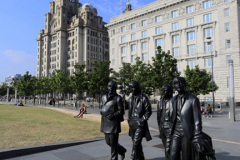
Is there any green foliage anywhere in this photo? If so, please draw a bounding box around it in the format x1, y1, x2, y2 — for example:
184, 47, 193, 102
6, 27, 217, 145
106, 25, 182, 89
184, 65, 219, 96
131, 57, 154, 96
15, 71, 33, 96
88, 60, 113, 96
52, 70, 70, 94
0, 84, 8, 96
151, 46, 180, 91
111, 63, 133, 96
70, 62, 89, 98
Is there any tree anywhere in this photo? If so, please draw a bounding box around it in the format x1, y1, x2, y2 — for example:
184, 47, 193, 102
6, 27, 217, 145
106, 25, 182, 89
151, 46, 180, 92
184, 65, 219, 96
52, 69, 70, 107
88, 60, 113, 107
111, 62, 133, 96
38, 76, 51, 106
131, 57, 154, 96
15, 71, 33, 104
0, 84, 8, 96
70, 62, 89, 107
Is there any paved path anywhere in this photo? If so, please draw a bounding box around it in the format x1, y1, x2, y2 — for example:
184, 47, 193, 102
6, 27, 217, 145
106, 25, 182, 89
2, 102, 240, 160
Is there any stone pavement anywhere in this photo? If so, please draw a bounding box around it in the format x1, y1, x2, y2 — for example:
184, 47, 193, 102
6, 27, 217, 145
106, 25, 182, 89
2, 102, 240, 160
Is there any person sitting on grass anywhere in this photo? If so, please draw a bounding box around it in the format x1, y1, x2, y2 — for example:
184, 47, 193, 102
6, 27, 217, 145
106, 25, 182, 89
74, 103, 86, 118
203, 104, 212, 117
18, 100, 24, 106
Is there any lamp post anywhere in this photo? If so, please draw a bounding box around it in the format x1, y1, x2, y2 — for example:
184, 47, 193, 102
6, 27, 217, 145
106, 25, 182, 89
228, 60, 235, 122
206, 37, 215, 112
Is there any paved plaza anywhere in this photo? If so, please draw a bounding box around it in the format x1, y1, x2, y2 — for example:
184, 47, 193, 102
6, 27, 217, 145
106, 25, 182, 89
1, 102, 240, 160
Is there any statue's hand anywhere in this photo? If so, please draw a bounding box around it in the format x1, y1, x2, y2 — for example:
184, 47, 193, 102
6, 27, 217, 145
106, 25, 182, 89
106, 114, 114, 120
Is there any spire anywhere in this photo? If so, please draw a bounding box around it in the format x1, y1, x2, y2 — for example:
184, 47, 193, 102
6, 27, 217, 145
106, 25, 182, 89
123, 0, 132, 13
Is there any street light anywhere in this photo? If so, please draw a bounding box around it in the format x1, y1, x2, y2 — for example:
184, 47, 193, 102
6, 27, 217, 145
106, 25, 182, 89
206, 37, 215, 112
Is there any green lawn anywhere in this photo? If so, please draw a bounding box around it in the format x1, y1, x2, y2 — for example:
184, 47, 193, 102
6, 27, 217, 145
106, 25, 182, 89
0, 103, 107, 149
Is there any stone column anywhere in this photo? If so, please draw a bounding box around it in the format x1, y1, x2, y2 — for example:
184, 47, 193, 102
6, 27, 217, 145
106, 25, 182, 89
15, 90, 17, 103
7, 88, 9, 102
229, 60, 235, 122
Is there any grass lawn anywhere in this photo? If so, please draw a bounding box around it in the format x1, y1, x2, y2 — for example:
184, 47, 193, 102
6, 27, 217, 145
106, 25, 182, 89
0, 103, 128, 149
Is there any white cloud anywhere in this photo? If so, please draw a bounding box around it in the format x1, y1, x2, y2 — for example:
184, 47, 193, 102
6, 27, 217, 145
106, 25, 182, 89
0, 50, 37, 82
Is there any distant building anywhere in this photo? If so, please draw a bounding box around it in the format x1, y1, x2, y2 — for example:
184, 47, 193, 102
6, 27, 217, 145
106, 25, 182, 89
0, 82, 5, 87
36, 0, 109, 78
5, 74, 22, 86
105, 0, 240, 102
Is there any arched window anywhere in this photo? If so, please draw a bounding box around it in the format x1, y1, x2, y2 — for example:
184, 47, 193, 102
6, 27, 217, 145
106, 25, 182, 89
72, 39, 75, 44
68, 40, 71, 45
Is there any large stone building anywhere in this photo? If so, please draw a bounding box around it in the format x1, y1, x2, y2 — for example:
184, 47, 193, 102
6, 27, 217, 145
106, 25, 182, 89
36, 0, 109, 78
106, 0, 240, 101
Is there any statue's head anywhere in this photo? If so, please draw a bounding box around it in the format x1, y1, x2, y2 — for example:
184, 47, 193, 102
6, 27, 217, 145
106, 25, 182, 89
130, 81, 141, 96
161, 84, 173, 99
173, 77, 186, 93
108, 80, 117, 94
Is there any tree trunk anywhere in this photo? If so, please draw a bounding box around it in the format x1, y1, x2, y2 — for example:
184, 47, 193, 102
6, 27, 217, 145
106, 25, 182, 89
64, 93, 65, 106
45, 93, 46, 106
58, 92, 59, 107
24, 95, 26, 104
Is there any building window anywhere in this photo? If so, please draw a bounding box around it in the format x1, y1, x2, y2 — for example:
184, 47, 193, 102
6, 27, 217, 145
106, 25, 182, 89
131, 23, 136, 29
204, 41, 214, 52
113, 29, 115, 35
172, 35, 180, 43
188, 60, 196, 68
58, 48, 59, 52
131, 45, 136, 51
226, 40, 231, 49
88, 45, 89, 50
187, 31, 195, 41
177, 61, 180, 70
156, 27, 162, 34
156, 15, 162, 22
87, 29, 89, 34
112, 59, 115, 65
204, 57, 214, 67
75, 52, 77, 57
173, 47, 180, 56
72, 53, 74, 59
225, 8, 229, 17
226, 55, 231, 64
172, 22, 179, 30
131, 55, 136, 63
121, 57, 126, 63
225, 23, 230, 32
204, 28, 213, 37
225, 0, 229, 2
142, 53, 148, 61
112, 48, 115, 54
142, 42, 147, 50
100, 40, 101, 45
121, 36, 126, 43
100, 48, 101, 52
187, 6, 194, 13
187, 18, 194, 27
188, 45, 196, 54
121, 26, 126, 32
87, 37, 89, 42
203, 0, 211, 9
172, 10, 178, 18
142, 31, 147, 38
58, 20, 60, 24
76, 37, 77, 42
203, 13, 212, 22
142, 20, 147, 26
156, 39, 163, 47
112, 39, 115, 44
131, 34, 136, 40
121, 47, 126, 54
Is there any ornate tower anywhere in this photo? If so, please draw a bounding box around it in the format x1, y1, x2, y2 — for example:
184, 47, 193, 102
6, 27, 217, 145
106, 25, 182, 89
123, 0, 132, 13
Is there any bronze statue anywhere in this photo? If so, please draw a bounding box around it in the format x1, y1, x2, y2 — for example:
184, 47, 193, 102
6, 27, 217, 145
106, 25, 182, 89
100, 80, 127, 160
157, 84, 173, 160
170, 77, 202, 160
128, 81, 152, 160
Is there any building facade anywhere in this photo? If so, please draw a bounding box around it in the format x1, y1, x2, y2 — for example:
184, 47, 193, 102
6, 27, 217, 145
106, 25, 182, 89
5, 74, 22, 86
36, 0, 109, 78
106, 0, 240, 101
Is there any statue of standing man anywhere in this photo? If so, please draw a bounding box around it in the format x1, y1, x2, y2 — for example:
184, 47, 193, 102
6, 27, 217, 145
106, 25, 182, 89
128, 81, 152, 160
170, 77, 202, 160
100, 80, 127, 160
157, 84, 173, 160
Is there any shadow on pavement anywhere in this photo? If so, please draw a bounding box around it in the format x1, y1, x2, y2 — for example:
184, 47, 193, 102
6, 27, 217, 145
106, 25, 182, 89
216, 152, 240, 160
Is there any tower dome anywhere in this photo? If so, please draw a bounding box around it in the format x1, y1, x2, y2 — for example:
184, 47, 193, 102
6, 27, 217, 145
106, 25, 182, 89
82, 2, 94, 9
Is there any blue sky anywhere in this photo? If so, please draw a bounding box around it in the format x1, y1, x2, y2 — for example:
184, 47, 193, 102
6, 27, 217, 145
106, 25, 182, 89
0, 0, 155, 82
